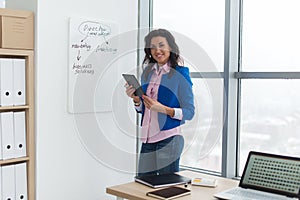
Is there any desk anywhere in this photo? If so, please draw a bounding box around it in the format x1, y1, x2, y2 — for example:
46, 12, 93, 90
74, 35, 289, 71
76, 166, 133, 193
106, 170, 238, 200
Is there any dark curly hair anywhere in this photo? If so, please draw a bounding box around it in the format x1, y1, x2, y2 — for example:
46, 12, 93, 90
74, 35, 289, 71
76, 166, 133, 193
142, 29, 183, 80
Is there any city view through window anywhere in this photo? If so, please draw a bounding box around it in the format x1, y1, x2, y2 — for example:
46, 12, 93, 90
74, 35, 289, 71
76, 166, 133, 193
152, 0, 300, 175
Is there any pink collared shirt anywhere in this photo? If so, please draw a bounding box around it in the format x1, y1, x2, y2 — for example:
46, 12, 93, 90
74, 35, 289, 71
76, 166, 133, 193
136, 63, 183, 143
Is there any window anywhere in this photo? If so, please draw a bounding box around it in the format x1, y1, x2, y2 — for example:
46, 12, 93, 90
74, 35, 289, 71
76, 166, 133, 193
0, 0, 5, 8
238, 0, 300, 176
241, 0, 300, 72
152, 0, 225, 173
152, 0, 225, 72
142, 0, 300, 177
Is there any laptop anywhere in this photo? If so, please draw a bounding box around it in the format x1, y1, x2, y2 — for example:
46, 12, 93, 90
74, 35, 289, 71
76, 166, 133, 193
135, 173, 191, 188
214, 151, 300, 200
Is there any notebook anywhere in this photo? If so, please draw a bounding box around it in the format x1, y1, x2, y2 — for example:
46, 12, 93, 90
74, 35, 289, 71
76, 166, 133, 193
214, 151, 300, 200
146, 186, 191, 200
135, 173, 191, 188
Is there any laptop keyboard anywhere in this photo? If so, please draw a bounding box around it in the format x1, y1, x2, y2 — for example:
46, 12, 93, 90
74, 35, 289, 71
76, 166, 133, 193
227, 188, 290, 200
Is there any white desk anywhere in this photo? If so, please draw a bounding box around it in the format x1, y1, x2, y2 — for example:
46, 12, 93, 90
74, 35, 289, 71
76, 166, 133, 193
106, 170, 238, 200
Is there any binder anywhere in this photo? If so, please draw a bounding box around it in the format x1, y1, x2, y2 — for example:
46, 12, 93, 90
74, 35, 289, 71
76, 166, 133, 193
0, 115, 2, 160
15, 163, 28, 200
14, 111, 27, 158
0, 58, 14, 106
13, 59, 26, 106
2, 164, 16, 200
0, 112, 15, 160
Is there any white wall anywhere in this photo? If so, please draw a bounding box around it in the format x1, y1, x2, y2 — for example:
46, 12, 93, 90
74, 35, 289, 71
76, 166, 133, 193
7, 0, 139, 199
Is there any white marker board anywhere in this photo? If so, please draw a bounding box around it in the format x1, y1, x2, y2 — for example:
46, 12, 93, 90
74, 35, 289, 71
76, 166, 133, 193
68, 17, 118, 113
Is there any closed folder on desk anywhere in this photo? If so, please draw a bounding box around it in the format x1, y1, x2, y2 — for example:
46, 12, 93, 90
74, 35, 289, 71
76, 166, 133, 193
135, 173, 191, 188
14, 111, 26, 158
15, 163, 28, 200
13, 59, 26, 106
2, 164, 16, 200
0, 58, 14, 106
0, 112, 15, 160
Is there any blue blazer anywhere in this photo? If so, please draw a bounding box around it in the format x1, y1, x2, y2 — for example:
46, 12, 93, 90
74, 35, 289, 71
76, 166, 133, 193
140, 65, 195, 130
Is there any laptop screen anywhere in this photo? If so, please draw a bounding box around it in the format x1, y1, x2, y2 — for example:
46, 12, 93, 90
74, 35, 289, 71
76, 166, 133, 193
239, 151, 300, 198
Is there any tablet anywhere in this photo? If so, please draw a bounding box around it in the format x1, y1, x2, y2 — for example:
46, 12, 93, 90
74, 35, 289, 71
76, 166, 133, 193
122, 74, 144, 97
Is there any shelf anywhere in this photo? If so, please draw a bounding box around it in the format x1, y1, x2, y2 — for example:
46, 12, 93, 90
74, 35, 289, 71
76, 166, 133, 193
0, 48, 34, 57
0, 46, 35, 200
0, 157, 29, 165
0, 105, 29, 111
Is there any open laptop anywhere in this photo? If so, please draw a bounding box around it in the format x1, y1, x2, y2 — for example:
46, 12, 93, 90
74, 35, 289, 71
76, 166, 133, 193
214, 151, 300, 200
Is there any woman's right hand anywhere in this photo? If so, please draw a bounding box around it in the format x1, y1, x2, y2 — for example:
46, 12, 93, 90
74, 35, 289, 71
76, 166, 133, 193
125, 83, 140, 103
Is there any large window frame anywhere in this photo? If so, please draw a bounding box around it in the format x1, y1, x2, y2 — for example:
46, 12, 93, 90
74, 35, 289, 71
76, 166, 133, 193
138, 0, 300, 178
137, 0, 239, 178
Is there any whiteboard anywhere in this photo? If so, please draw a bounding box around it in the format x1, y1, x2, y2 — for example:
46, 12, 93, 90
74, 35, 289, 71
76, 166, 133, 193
68, 17, 118, 113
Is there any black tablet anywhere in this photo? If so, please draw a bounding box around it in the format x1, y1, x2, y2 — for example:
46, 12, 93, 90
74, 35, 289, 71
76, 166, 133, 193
122, 74, 144, 97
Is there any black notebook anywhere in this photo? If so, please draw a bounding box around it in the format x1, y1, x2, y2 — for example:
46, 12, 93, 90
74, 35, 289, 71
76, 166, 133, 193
135, 173, 191, 188
146, 186, 191, 200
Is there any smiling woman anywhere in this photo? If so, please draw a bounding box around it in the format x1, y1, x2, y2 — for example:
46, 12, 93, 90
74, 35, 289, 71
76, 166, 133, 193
124, 29, 195, 176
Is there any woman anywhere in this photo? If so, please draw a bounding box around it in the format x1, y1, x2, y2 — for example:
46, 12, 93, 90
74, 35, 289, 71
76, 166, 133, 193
125, 29, 195, 176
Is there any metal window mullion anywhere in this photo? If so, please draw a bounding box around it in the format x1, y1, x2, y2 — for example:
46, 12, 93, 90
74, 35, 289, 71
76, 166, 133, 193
222, 0, 241, 178
235, 72, 300, 79
149, 0, 153, 28
190, 72, 224, 79
137, 0, 152, 176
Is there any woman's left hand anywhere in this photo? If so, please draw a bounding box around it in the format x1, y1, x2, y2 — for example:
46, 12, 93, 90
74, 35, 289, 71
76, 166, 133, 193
142, 95, 165, 113
142, 95, 175, 117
